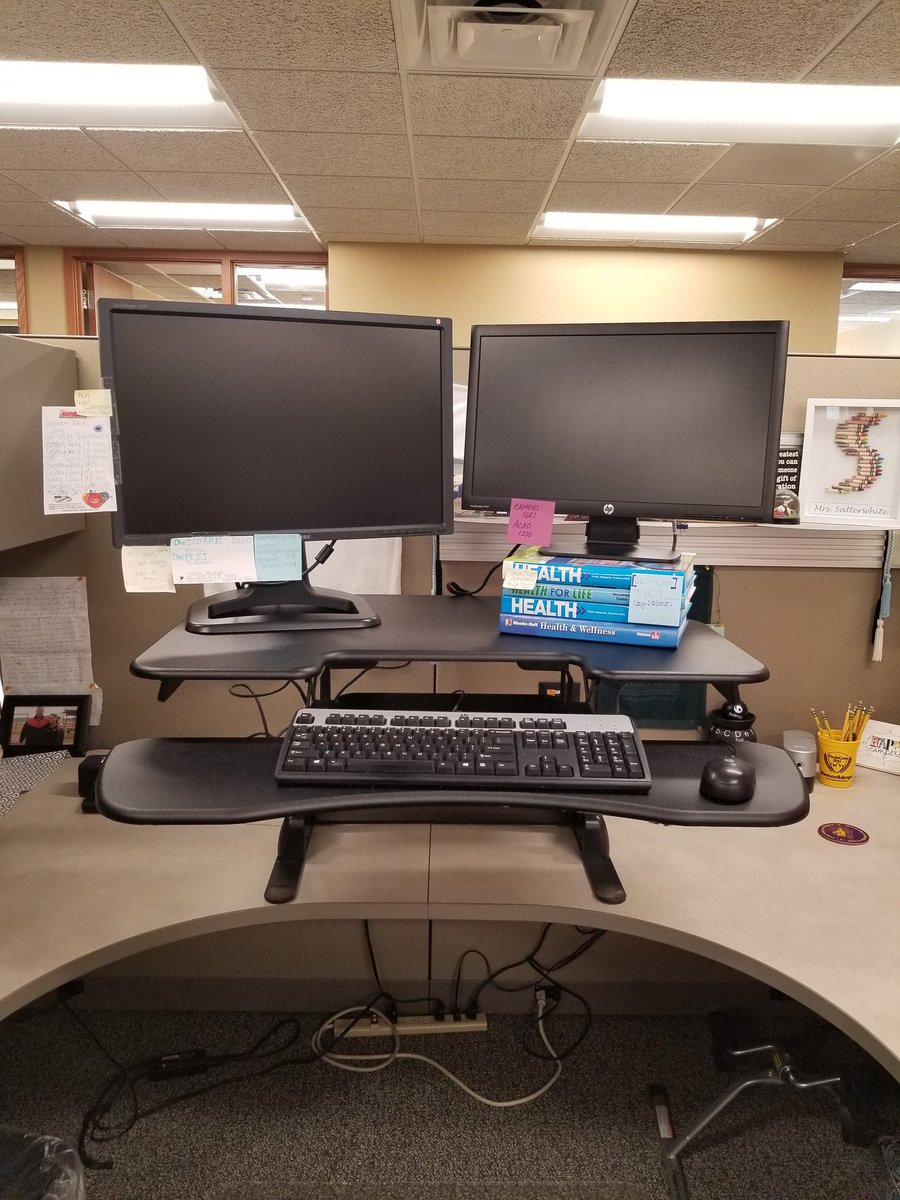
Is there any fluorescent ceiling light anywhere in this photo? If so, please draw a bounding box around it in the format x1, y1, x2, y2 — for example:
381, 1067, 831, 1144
191, 286, 223, 299
580, 79, 900, 146
240, 267, 326, 288
0, 61, 239, 129
0, 301, 18, 311
838, 314, 891, 323
57, 200, 306, 231
536, 211, 776, 244
849, 281, 900, 292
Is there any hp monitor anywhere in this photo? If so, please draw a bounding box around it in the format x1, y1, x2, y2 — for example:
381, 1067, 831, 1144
462, 320, 788, 561
98, 299, 453, 632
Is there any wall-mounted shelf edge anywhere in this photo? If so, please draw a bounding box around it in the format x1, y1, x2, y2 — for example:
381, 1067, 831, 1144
441, 516, 896, 568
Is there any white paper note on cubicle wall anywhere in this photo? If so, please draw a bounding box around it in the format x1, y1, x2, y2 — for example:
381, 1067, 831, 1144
41, 408, 117, 515
0, 577, 102, 724
121, 546, 175, 593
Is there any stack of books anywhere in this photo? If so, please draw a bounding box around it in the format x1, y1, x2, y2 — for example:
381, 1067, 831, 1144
499, 547, 696, 648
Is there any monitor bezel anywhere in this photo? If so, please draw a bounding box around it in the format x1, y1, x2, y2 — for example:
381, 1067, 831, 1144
97, 297, 455, 547
462, 319, 789, 524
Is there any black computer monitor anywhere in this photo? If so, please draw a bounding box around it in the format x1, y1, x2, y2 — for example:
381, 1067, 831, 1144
98, 299, 453, 633
462, 320, 788, 561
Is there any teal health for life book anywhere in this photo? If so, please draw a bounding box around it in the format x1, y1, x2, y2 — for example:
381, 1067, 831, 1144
500, 581, 695, 628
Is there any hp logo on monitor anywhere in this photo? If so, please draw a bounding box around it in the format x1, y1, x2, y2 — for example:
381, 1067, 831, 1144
603, 503, 615, 515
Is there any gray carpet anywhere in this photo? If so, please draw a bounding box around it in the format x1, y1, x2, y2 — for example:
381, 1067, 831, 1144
0, 1008, 896, 1200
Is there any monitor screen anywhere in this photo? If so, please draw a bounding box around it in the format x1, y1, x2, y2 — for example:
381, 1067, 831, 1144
98, 299, 453, 632
98, 299, 453, 545
462, 320, 788, 558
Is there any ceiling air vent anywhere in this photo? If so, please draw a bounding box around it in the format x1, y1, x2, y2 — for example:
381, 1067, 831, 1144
397, 0, 631, 77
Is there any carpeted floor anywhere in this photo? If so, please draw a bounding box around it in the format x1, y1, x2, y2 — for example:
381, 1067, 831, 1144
0, 1007, 897, 1200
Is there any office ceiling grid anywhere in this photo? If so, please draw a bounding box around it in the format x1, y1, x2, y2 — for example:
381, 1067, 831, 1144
0, 0, 898, 260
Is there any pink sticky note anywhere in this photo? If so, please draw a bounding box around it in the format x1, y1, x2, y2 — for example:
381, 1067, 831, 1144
506, 497, 555, 546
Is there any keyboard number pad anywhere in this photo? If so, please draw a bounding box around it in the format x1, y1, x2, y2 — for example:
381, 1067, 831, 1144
574, 731, 645, 781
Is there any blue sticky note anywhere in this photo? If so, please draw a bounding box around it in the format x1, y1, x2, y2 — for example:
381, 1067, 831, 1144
254, 534, 304, 581
627, 572, 682, 627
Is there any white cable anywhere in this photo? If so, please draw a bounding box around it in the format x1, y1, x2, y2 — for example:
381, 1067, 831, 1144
312, 999, 563, 1108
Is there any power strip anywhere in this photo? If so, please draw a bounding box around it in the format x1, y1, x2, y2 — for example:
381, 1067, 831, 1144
335, 1013, 488, 1039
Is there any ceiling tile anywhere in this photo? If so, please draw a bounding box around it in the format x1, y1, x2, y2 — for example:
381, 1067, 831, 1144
2, 170, 164, 202
547, 181, 685, 212
0, 174, 43, 202
803, 0, 900, 84
215, 69, 406, 134
838, 149, 900, 190
302, 208, 420, 238
789, 188, 900, 222
0, 224, 123, 246
206, 229, 324, 251
606, 0, 873, 81
421, 212, 535, 238
254, 132, 411, 177
669, 183, 824, 217
843, 246, 900, 263
413, 137, 568, 182
749, 219, 888, 248
418, 180, 549, 214
407, 76, 593, 140
0, 129, 125, 171
281, 175, 414, 209
559, 142, 728, 184
87, 130, 267, 174
2, 0, 194, 62
702, 143, 884, 186
139, 172, 289, 203
0, 201, 93, 226
109, 229, 228, 248
845, 223, 900, 249
168, 0, 398, 71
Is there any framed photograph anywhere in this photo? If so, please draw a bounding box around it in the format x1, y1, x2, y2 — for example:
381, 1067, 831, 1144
0, 694, 90, 758
798, 398, 900, 528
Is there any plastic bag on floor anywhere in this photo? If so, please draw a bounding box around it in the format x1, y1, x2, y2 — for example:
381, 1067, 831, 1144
0, 1125, 85, 1200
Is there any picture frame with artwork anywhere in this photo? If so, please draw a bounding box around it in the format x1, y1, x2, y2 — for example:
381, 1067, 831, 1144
798, 399, 900, 529
0, 694, 90, 758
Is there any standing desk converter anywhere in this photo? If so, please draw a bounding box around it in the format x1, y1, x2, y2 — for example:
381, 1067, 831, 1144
98, 595, 809, 904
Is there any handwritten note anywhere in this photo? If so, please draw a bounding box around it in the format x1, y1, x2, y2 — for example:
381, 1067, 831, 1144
74, 388, 112, 416
627, 572, 683, 627
121, 546, 176, 593
0, 576, 102, 723
254, 534, 304, 581
42, 408, 117, 515
170, 536, 256, 585
506, 498, 555, 546
501, 560, 539, 590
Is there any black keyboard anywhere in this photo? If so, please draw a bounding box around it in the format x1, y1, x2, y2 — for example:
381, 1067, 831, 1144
274, 708, 651, 794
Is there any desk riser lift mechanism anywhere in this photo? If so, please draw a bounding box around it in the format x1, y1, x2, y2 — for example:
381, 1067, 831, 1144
98, 596, 808, 905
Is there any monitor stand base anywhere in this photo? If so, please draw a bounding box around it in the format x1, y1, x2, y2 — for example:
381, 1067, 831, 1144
541, 516, 683, 564
186, 580, 380, 634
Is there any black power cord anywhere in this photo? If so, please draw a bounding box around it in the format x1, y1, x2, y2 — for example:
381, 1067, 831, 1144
445, 546, 521, 597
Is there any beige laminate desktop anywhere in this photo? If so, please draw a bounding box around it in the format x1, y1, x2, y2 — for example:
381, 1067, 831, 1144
1, 757, 897, 1080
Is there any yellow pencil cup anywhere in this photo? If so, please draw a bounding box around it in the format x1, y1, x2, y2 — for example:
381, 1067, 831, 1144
816, 731, 861, 788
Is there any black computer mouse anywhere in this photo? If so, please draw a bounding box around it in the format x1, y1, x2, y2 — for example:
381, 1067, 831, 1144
699, 755, 756, 803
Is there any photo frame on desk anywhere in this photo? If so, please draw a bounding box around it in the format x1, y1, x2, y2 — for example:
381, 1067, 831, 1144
798, 398, 900, 528
0, 694, 90, 758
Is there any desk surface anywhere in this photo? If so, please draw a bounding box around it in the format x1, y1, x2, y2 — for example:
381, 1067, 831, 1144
1, 757, 898, 1080
131, 594, 768, 685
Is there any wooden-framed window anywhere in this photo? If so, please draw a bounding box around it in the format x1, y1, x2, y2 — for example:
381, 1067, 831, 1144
839, 262, 900, 355
64, 249, 327, 335
0, 247, 28, 333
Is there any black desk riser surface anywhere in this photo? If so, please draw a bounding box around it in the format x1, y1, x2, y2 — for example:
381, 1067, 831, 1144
108, 593, 801, 905
131, 594, 767, 696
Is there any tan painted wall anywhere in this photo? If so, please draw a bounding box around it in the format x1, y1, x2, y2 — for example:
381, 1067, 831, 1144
328, 244, 843, 353
22, 246, 67, 333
